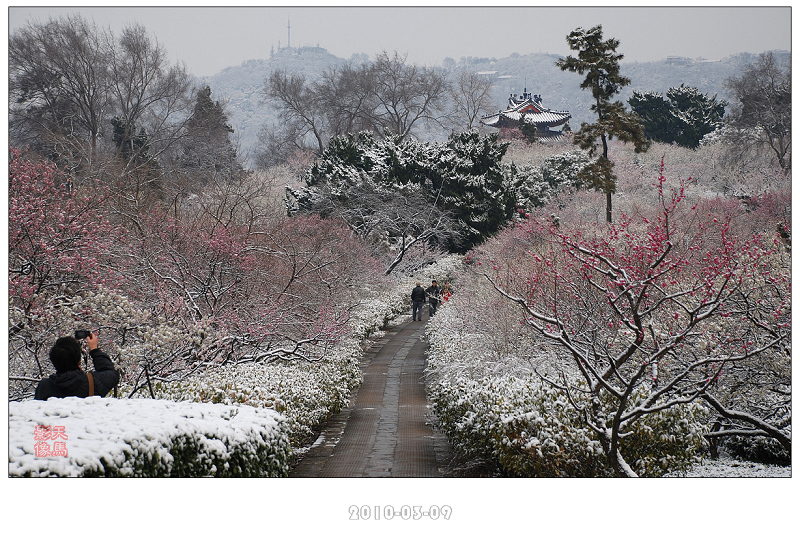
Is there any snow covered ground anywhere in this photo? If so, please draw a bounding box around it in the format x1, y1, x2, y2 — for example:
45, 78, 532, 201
665, 451, 790, 477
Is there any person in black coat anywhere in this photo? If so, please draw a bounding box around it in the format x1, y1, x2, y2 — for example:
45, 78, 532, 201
34, 332, 120, 400
426, 280, 440, 317
411, 282, 427, 321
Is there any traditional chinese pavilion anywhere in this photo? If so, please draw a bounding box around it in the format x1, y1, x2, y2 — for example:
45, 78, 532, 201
481, 89, 571, 141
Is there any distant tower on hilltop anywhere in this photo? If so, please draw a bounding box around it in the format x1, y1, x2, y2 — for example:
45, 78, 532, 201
287, 18, 291, 49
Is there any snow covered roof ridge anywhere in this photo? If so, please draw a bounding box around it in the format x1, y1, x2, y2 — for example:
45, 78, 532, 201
481, 88, 571, 130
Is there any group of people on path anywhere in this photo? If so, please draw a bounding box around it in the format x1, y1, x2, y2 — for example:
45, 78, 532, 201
411, 280, 452, 321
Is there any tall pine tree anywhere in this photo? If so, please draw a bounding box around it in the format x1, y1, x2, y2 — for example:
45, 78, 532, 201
556, 25, 649, 223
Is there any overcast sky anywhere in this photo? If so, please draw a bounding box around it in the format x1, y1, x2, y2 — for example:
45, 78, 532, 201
7, 4, 793, 78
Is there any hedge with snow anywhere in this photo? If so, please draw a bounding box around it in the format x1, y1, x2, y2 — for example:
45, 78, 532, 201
424, 266, 708, 477
9, 397, 290, 477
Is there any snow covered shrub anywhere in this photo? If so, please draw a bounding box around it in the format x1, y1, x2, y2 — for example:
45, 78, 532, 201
427, 373, 611, 477
724, 433, 792, 466
429, 374, 707, 477
616, 388, 709, 477
417, 254, 465, 285
539, 149, 592, 190
505, 150, 590, 216
138, 356, 362, 446
9, 397, 290, 477
426, 293, 708, 477
506, 163, 549, 213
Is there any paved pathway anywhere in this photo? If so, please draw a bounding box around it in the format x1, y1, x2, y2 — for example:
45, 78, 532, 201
290, 317, 453, 477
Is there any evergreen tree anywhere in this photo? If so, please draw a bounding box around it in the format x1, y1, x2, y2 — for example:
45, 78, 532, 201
294, 130, 514, 253
181, 85, 240, 182
436, 131, 514, 251
556, 25, 649, 223
111, 116, 163, 197
626, 91, 675, 144
111, 116, 154, 165
629, 85, 726, 149
666, 85, 726, 148
518, 120, 540, 143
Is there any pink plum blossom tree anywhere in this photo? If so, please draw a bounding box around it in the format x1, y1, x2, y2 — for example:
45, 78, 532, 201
473, 159, 790, 476
8, 148, 125, 397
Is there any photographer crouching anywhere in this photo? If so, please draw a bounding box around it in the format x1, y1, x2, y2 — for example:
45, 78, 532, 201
34, 330, 120, 400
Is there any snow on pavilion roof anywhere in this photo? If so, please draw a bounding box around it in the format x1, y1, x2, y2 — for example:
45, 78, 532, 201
536, 131, 567, 142
481, 91, 571, 128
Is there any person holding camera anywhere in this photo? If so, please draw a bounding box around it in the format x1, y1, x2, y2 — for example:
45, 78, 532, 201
34, 331, 120, 400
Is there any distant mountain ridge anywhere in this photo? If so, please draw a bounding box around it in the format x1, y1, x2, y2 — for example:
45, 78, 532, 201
203, 46, 788, 167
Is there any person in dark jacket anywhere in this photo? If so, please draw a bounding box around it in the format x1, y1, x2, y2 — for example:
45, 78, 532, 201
34, 332, 119, 400
411, 282, 427, 321
426, 280, 440, 317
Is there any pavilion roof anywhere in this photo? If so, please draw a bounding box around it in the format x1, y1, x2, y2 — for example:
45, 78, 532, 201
481, 92, 571, 128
